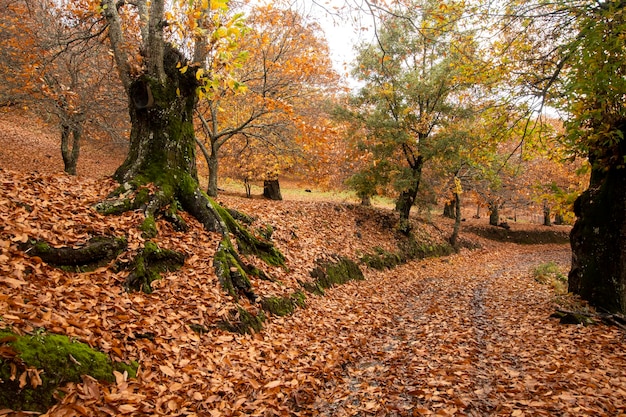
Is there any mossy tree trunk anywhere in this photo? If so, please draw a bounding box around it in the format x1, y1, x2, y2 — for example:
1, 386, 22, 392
569, 138, 626, 313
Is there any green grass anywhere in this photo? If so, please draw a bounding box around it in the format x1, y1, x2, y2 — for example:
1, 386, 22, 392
533, 261, 568, 294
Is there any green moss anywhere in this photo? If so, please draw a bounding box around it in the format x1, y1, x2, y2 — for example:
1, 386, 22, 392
113, 360, 139, 379
260, 291, 307, 314
362, 238, 454, 271
140, 216, 158, 238
213, 237, 255, 301
308, 256, 364, 291
217, 306, 265, 334
291, 290, 307, 308
0, 330, 136, 413
261, 296, 296, 316
125, 241, 185, 293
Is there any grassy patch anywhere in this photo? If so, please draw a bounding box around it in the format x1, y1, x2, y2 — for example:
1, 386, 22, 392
533, 261, 568, 294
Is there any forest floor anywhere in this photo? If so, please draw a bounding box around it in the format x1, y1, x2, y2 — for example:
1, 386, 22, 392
1, 110, 626, 416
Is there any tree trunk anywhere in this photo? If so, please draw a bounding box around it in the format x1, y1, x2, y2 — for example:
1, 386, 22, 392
554, 213, 564, 225
443, 197, 456, 219
207, 148, 219, 197
488, 201, 499, 226
395, 157, 424, 235
569, 147, 626, 313
449, 191, 462, 249
263, 179, 282, 201
543, 201, 552, 226
114, 75, 198, 185
360, 194, 372, 206
61, 123, 82, 176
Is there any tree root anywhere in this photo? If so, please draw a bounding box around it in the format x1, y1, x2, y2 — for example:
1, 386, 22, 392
21, 236, 127, 271
123, 241, 185, 292
92, 177, 285, 301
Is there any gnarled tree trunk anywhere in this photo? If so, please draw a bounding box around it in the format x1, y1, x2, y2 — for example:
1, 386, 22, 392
569, 139, 626, 313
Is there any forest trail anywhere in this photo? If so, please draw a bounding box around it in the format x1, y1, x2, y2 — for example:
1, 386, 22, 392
264, 243, 626, 416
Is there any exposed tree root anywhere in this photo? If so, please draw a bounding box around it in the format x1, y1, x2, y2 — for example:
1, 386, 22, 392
123, 241, 185, 292
93, 176, 285, 300
21, 236, 127, 271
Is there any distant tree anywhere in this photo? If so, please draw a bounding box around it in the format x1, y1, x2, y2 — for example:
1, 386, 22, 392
340, 0, 479, 233
0, 0, 127, 175
195, 3, 338, 197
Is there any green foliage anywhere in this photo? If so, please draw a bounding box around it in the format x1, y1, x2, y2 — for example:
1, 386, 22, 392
561, 2, 626, 167
340, 0, 477, 211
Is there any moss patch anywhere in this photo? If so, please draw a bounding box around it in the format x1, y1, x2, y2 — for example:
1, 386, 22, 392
305, 256, 364, 294
217, 306, 265, 335
124, 241, 186, 292
0, 330, 136, 413
260, 291, 307, 317
362, 237, 453, 271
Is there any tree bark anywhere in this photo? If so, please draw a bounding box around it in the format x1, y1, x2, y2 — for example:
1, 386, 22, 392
395, 156, 424, 235
449, 191, 462, 249
61, 122, 81, 176
569, 143, 626, 313
543, 201, 552, 226
263, 179, 283, 201
207, 149, 219, 197
488, 201, 499, 226
443, 197, 456, 219
114, 71, 198, 184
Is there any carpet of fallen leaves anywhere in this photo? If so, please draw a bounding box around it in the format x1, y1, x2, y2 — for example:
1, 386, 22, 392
1, 111, 626, 416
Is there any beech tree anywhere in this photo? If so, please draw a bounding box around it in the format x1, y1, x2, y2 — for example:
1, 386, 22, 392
0, 0, 127, 175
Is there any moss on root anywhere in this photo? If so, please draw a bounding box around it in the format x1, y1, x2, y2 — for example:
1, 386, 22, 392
23, 236, 127, 272
208, 198, 285, 267
0, 330, 138, 413
217, 306, 265, 335
124, 241, 185, 293
260, 291, 307, 317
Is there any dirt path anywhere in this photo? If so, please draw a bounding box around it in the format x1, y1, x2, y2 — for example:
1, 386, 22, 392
266, 243, 626, 416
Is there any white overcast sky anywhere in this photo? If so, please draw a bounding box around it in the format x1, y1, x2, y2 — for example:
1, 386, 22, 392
246, 0, 375, 81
